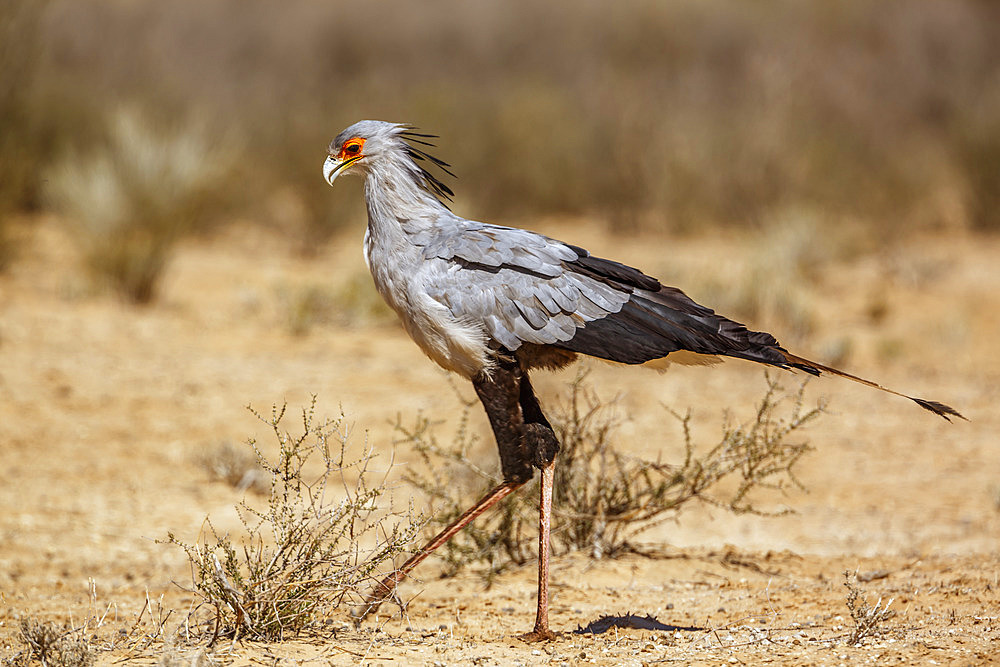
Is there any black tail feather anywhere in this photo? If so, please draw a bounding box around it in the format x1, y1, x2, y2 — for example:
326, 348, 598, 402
780, 352, 965, 422
911, 398, 965, 422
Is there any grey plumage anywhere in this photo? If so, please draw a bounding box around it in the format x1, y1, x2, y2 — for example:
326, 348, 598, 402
323, 119, 963, 420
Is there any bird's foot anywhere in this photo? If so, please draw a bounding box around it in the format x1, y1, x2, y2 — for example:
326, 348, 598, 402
518, 627, 557, 643
349, 581, 398, 626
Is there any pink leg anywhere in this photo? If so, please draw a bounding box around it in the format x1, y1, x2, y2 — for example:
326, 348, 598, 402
520, 461, 557, 641
353, 481, 524, 622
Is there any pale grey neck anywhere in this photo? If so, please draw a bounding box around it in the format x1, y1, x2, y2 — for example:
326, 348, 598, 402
364, 159, 449, 229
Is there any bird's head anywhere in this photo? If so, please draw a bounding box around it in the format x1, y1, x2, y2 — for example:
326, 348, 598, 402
323, 120, 396, 185
323, 120, 455, 202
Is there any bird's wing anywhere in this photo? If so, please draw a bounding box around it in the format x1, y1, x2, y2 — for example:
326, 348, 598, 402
414, 218, 575, 278
414, 220, 630, 351
415, 219, 785, 366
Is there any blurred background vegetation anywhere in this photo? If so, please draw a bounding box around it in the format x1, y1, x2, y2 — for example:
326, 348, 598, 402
2, 0, 999, 294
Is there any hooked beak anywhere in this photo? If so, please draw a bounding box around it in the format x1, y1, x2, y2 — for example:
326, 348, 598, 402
323, 154, 361, 186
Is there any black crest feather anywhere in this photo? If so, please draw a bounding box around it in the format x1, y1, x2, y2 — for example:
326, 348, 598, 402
400, 128, 456, 203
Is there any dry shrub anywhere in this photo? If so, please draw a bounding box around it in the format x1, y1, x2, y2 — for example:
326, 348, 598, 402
399, 400, 537, 578
955, 114, 1000, 232
44, 109, 234, 304
402, 372, 822, 580
167, 398, 422, 641
688, 216, 824, 346
3, 579, 152, 665
0, 0, 47, 270
278, 284, 341, 337
843, 570, 896, 645
0, 0, 48, 220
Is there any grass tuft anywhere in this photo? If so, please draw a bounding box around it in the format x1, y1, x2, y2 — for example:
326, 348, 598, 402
6, 619, 95, 667
197, 441, 270, 496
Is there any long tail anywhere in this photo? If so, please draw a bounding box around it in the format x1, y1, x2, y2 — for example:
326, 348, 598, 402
778, 351, 965, 422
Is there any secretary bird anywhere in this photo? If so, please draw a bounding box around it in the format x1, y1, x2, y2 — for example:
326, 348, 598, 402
322, 119, 962, 640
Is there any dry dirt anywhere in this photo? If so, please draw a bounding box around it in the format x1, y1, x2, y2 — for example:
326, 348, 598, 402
1, 217, 998, 665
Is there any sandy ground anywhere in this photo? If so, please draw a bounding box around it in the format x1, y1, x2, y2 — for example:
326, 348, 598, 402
1, 216, 998, 665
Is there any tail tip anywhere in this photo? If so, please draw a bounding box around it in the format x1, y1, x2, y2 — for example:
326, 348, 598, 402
912, 398, 966, 422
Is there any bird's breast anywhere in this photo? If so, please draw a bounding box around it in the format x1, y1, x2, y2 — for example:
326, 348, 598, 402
364, 226, 491, 379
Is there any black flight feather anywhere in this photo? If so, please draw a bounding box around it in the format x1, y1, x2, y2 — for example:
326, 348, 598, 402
558, 252, 963, 421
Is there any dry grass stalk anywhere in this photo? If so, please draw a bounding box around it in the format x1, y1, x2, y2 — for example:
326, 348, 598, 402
3, 578, 154, 665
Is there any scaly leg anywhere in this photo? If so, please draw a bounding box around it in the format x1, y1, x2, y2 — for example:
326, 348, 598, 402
519, 460, 557, 642
517, 370, 559, 640
352, 481, 524, 622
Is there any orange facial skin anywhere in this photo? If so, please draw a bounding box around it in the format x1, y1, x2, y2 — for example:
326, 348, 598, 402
338, 137, 366, 160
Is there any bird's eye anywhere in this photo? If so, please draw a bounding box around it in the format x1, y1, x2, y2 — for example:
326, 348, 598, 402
337, 138, 366, 161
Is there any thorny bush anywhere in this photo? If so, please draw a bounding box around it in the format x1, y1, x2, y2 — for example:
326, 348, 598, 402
402, 372, 823, 581
167, 398, 422, 642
